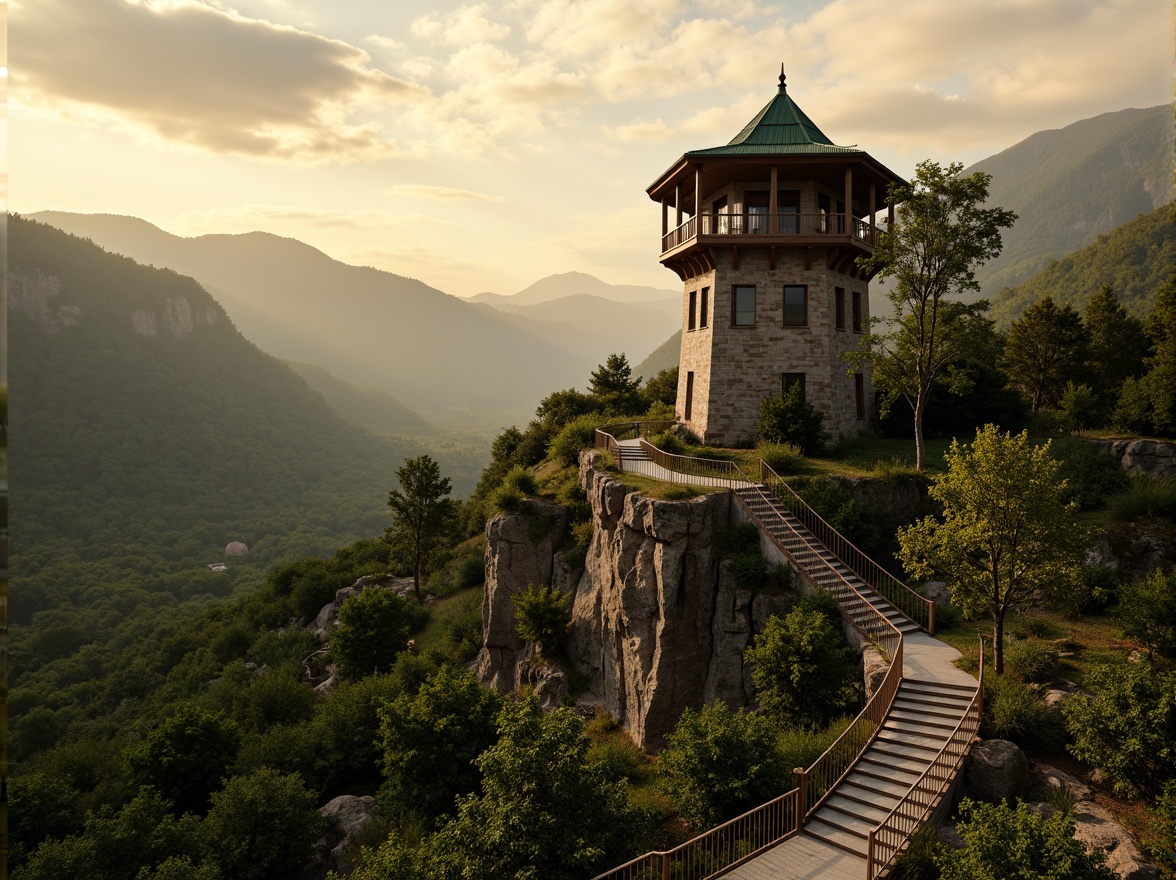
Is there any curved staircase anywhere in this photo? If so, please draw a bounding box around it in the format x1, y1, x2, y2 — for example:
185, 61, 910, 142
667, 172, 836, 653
590, 425, 983, 880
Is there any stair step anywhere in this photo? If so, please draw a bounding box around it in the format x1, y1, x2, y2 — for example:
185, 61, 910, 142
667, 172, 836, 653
875, 729, 949, 753
854, 758, 922, 785
822, 794, 895, 825
906, 677, 978, 694
861, 745, 930, 773
891, 699, 966, 721
887, 709, 960, 731
841, 770, 917, 800
803, 819, 869, 857
835, 780, 904, 808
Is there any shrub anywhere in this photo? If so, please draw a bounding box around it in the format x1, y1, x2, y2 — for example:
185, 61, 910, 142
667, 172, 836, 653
1108, 473, 1176, 521
1063, 661, 1176, 797
647, 431, 688, 456
1050, 437, 1129, 510
548, 414, 604, 466
872, 457, 926, 489
1004, 639, 1059, 684
502, 466, 537, 497
757, 441, 807, 475
744, 608, 859, 729
796, 479, 878, 555
512, 583, 572, 657
1145, 780, 1176, 878
1061, 565, 1120, 617
1058, 382, 1103, 432
488, 483, 524, 515
1117, 567, 1176, 658
757, 385, 825, 454
659, 702, 789, 827
661, 485, 702, 501
796, 588, 842, 625
777, 717, 851, 778
892, 821, 946, 880
727, 552, 771, 590
719, 523, 762, 556
981, 674, 1050, 748
587, 737, 644, 783
933, 602, 963, 630
330, 588, 427, 680
937, 799, 1115, 880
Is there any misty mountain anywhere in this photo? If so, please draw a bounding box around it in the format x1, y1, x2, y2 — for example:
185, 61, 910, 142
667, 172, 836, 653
284, 360, 432, 435
8, 215, 422, 620
988, 203, 1173, 327
635, 330, 682, 378
29, 212, 599, 411
966, 103, 1172, 299
469, 271, 680, 306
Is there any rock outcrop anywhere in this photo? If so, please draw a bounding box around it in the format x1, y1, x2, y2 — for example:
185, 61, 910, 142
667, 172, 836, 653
475, 500, 569, 693
312, 795, 376, 878
1090, 438, 1176, 480
964, 738, 1029, 804
1070, 800, 1159, 880
307, 574, 416, 642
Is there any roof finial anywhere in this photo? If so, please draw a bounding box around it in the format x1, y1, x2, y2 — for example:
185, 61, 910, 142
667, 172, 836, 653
778, 63, 787, 93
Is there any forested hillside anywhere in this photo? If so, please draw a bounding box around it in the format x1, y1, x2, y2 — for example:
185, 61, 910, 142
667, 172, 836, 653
966, 103, 1172, 299
9, 216, 422, 626
989, 204, 1173, 327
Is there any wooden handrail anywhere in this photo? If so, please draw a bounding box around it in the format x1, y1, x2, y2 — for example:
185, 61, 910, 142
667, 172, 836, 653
660, 212, 881, 254
759, 461, 935, 633
865, 637, 985, 878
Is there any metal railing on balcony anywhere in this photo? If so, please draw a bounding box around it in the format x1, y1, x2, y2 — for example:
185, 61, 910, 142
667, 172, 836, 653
660, 212, 881, 254
866, 638, 985, 878
759, 462, 935, 633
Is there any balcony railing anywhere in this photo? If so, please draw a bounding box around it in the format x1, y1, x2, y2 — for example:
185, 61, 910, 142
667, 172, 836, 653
662, 212, 880, 254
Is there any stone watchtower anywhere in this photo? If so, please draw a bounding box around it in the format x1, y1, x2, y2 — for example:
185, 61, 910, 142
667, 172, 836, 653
646, 68, 904, 447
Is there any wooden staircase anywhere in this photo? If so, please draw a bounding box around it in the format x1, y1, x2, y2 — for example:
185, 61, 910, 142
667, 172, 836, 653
734, 486, 922, 636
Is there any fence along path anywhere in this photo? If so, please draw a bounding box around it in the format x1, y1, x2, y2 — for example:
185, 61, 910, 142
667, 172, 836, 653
590, 427, 982, 880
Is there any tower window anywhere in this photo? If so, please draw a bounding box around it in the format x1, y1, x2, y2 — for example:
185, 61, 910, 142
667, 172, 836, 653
688, 290, 697, 331
783, 286, 807, 327
700, 287, 709, 328
852, 290, 863, 332
780, 373, 806, 397
685, 371, 695, 420
835, 287, 846, 330
733, 285, 756, 326
855, 373, 866, 419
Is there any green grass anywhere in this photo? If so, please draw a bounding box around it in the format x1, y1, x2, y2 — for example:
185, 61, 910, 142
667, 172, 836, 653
413, 586, 483, 655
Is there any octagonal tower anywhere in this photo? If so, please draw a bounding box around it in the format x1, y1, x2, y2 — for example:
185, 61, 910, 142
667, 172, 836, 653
647, 68, 904, 447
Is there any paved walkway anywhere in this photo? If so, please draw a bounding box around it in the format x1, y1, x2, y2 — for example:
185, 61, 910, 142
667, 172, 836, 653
615, 438, 757, 488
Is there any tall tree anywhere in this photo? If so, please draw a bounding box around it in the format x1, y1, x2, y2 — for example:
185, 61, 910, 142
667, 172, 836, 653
1005, 296, 1090, 412
1084, 285, 1149, 400
386, 454, 455, 599
1115, 275, 1176, 436
897, 425, 1085, 674
588, 352, 643, 415
853, 160, 1017, 470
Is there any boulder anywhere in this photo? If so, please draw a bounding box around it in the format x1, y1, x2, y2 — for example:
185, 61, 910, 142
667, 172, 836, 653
924, 580, 952, 605
225, 541, 249, 556
475, 500, 568, 693
317, 795, 376, 876
1071, 800, 1160, 880
1030, 761, 1091, 801
516, 644, 570, 709
964, 739, 1029, 804
861, 646, 889, 700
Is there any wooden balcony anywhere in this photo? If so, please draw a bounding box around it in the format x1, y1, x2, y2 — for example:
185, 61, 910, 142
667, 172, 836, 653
661, 211, 880, 257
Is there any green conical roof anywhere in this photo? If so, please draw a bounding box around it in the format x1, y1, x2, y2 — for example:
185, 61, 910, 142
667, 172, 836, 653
687, 68, 862, 157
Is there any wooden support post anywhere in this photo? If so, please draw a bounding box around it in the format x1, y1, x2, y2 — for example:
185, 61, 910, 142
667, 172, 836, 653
793, 768, 808, 832
694, 164, 703, 232
769, 165, 778, 234
661, 198, 668, 238
867, 830, 876, 877
929, 600, 936, 635
675, 182, 683, 228
869, 182, 876, 240
844, 166, 853, 239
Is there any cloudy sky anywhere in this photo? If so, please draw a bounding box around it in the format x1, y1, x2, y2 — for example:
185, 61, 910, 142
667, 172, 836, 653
9, 0, 1172, 296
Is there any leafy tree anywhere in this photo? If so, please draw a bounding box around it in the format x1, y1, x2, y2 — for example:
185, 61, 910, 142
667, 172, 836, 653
1084, 285, 1149, 403
1115, 276, 1176, 436
1063, 661, 1176, 798
1117, 567, 1176, 659
852, 160, 1017, 469
937, 799, 1115, 880
428, 695, 637, 880
659, 701, 789, 828
512, 583, 572, 657
199, 768, 326, 880
378, 665, 503, 820
743, 608, 859, 729
329, 587, 426, 680
135, 857, 222, 880
756, 383, 826, 453
18, 787, 206, 880
898, 426, 1085, 674
387, 455, 456, 599
1005, 296, 1090, 413
126, 706, 241, 816
642, 367, 679, 407
1048, 437, 1128, 510
588, 353, 643, 414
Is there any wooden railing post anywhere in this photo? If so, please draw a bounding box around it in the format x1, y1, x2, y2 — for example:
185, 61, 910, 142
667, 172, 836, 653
928, 600, 936, 635
867, 830, 876, 878
662, 852, 669, 880
793, 768, 807, 831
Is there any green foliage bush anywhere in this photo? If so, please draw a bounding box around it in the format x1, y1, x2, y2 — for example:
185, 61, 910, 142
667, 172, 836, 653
892, 821, 946, 880
776, 717, 851, 777
794, 478, 879, 556
548, 414, 605, 467
1063, 661, 1176, 797
872, 457, 926, 488
330, 588, 427, 680
587, 737, 645, 783
200, 768, 326, 880
659, 701, 789, 827
1108, 473, 1176, 521
1049, 437, 1130, 511
756, 441, 807, 475
744, 608, 859, 729
1117, 567, 1176, 658
1004, 639, 1059, 684
378, 665, 502, 820
512, 583, 572, 657
647, 431, 688, 455
488, 483, 524, 515
981, 674, 1051, 748
937, 799, 1115, 880
1059, 382, 1102, 432
757, 385, 825, 453
720, 523, 762, 556
502, 465, 538, 497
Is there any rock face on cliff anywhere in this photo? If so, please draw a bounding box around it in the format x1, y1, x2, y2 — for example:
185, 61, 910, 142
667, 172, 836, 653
1091, 438, 1176, 479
